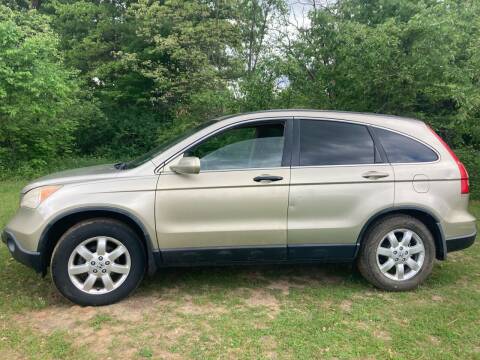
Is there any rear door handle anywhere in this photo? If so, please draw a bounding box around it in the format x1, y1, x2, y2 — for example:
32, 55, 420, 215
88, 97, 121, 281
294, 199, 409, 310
362, 171, 390, 180
253, 175, 283, 182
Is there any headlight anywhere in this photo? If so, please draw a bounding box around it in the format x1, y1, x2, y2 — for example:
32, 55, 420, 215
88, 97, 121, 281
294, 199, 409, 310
20, 185, 62, 209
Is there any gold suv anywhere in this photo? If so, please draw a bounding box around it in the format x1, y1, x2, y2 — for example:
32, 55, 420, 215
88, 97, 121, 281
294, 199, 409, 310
2, 110, 476, 305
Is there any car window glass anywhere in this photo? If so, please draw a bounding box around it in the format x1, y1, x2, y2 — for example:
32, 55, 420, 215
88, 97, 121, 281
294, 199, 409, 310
299, 120, 375, 166
374, 128, 438, 163
186, 123, 285, 171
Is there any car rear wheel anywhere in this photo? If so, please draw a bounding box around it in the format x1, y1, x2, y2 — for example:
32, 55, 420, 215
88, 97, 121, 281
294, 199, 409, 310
357, 215, 435, 291
51, 218, 145, 306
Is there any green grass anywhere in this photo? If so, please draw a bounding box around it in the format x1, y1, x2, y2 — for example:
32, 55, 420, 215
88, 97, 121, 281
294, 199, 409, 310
0, 178, 479, 359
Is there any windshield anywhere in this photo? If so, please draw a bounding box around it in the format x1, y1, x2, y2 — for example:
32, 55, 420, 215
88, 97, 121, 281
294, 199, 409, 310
126, 120, 218, 168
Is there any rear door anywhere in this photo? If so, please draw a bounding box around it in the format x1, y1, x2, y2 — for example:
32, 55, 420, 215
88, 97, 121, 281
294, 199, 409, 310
287, 118, 395, 261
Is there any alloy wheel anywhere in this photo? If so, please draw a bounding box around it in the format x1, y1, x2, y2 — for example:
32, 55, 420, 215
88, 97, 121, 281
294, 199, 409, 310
376, 229, 425, 281
67, 236, 131, 294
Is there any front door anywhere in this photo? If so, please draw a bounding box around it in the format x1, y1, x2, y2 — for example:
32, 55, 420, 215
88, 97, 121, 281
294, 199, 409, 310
287, 118, 395, 260
156, 119, 292, 264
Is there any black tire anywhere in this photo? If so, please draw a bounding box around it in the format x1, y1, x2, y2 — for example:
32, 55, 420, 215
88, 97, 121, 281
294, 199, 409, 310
357, 215, 435, 291
51, 218, 146, 306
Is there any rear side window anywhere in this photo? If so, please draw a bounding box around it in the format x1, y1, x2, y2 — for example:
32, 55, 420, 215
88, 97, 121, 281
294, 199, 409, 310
299, 120, 375, 166
374, 128, 438, 163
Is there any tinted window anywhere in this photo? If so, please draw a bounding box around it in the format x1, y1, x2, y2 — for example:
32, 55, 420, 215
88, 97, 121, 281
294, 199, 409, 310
375, 128, 438, 163
299, 120, 375, 166
186, 123, 285, 171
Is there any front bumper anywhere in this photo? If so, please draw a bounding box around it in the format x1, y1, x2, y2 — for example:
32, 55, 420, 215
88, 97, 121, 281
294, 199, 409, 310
2, 230, 43, 273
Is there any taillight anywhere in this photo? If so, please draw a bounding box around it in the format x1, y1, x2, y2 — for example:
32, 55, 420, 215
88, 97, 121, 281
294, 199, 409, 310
428, 126, 469, 194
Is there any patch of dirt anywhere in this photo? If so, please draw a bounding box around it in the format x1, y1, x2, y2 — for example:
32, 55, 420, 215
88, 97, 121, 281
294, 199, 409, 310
73, 325, 126, 353
377, 293, 394, 301
14, 305, 96, 333
244, 289, 280, 318
224, 347, 243, 359
156, 326, 188, 343
339, 300, 352, 312
107, 292, 174, 322
431, 295, 444, 302
14, 292, 172, 334
266, 279, 306, 295
320, 300, 333, 310
428, 335, 441, 345
177, 295, 227, 316
260, 335, 278, 359
266, 280, 292, 295
152, 350, 185, 360
354, 321, 369, 330
0, 348, 24, 360
352, 291, 378, 301
373, 329, 392, 341
12, 291, 181, 358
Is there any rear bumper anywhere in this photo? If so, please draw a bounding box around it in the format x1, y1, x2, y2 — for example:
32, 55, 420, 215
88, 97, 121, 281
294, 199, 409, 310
446, 232, 476, 253
2, 230, 43, 273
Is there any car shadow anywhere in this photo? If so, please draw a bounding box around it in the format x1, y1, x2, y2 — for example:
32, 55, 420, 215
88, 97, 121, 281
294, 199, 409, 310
139, 262, 364, 294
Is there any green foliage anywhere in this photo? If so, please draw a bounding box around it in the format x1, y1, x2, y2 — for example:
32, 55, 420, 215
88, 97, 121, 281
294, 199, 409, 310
0, 155, 112, 181
0, 5, 80, 169
455, 147, 480, 199
126, 0, 240, 113
0, 0, 30, 10
283, 0, 480, 142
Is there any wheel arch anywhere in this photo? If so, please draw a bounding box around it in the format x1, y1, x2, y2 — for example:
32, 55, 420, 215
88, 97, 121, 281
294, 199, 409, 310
355, 206, 446, 261
37, 207, 158, 276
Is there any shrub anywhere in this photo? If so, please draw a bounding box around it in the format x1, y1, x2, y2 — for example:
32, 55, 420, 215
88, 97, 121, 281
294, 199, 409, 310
0, 6, 80, 170
456, 147, 480, 200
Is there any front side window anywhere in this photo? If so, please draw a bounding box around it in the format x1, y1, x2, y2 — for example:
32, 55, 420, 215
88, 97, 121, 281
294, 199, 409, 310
374, 128, 438, 163
185, 122, 285, 171
299, 120, 375, 166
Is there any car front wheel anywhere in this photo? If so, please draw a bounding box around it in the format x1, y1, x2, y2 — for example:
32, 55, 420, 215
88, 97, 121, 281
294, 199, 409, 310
51, 218, 146, 306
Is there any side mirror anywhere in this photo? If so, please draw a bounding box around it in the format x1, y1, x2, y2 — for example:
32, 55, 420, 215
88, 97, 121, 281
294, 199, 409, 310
170, 156, 200, 174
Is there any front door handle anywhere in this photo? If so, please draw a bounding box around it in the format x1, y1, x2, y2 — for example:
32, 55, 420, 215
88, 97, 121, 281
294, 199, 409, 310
253, 175, 283, 182
362, 171, 390, 180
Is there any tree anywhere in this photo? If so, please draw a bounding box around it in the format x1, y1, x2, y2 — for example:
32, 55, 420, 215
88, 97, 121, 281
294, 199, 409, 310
238, 0, 286, 74
282, 0, 480, 134
125, 0, 240, 116
0, 5, 79, 169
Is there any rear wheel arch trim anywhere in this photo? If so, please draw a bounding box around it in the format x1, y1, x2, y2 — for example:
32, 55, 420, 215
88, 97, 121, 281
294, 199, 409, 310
355, 206, 446, 261
37, 206, 158, 276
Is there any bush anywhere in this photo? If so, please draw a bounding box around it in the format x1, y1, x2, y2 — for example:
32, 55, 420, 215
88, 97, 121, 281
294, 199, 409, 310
74, 106, 168, 159
456, 147, 480, 200
0, 156, 113, 182
0, 6, 80, 170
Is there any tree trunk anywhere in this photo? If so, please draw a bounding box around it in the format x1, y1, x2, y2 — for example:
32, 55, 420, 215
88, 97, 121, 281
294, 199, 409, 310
31, 0, 41, 10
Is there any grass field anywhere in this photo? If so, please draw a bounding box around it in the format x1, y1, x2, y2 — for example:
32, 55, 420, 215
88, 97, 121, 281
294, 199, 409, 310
0, 179, 479, 359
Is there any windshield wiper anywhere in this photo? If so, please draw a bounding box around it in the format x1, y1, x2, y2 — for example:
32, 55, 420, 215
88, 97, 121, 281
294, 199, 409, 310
114, 162, 128, 170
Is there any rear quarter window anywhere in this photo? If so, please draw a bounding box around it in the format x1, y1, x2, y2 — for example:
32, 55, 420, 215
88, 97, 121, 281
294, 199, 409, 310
374, 128, 438, 163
